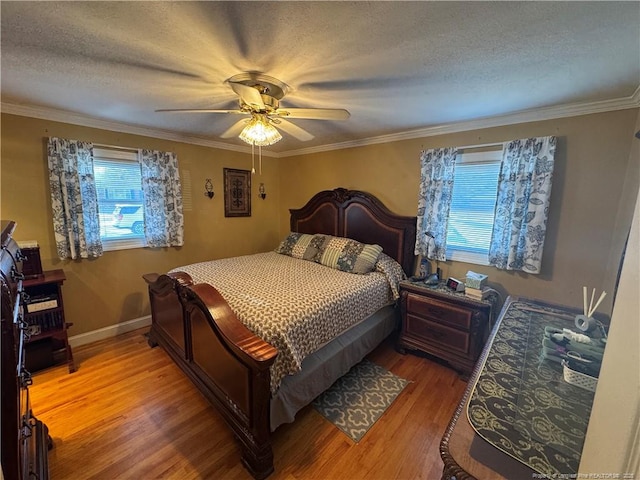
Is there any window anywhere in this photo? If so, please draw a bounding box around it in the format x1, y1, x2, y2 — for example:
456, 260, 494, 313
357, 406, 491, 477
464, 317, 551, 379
445, 150, 501, 265
93, 148, 146, 251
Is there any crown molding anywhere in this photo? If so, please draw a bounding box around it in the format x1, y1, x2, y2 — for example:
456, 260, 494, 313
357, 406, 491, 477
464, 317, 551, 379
631, 84, 640, 105
0, 102, 279, 158
280, 87, 640, 157
3, 86, 639, 159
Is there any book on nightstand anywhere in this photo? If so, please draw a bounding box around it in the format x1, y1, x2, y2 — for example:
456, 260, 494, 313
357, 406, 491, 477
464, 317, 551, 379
465, 286, 491, 301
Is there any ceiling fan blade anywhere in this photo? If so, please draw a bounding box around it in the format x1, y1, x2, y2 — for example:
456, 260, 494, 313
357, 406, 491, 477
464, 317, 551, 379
228, 82, 266, 110
155, 108, 247, 114
274, 108, 350, 121
275, 119, 314, 142
220, 118, 250, 138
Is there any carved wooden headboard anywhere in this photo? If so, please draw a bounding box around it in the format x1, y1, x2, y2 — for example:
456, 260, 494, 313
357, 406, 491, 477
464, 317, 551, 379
289, 188, 417, 275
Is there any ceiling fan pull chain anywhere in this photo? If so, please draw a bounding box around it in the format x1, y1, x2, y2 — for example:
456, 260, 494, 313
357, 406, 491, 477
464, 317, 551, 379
251, 143, 256, 174
259, 145, 263, 175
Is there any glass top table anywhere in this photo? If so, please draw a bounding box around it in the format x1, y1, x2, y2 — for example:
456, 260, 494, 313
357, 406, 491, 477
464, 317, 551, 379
465, 298, 604, 477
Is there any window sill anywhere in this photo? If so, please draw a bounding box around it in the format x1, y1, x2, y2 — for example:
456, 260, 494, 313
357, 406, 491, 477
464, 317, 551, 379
101, 237, 146, 252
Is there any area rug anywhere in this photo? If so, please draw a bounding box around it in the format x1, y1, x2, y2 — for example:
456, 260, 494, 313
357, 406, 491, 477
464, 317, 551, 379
312, 359, 410, 442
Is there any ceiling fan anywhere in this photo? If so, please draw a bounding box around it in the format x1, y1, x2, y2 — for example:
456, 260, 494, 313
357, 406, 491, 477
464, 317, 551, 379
156, 73, 350, 144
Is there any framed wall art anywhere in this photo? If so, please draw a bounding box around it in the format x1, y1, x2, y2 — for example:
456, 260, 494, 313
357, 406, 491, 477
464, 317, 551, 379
223, 168, 251, 217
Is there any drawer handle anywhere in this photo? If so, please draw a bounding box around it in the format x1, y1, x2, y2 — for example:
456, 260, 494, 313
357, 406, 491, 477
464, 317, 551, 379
10, 265, 24, 282
19, 369, 32, 388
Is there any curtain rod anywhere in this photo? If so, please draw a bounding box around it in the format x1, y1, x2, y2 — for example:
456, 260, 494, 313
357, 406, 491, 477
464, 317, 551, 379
458, 141, 503, 150
420, 141, 503, 152
93, 143, 138, 152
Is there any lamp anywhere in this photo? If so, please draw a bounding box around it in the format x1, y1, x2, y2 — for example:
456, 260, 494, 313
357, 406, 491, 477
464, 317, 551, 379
239, 115, 282, 146
258, 183, 266, 200
238, 114, 281, 176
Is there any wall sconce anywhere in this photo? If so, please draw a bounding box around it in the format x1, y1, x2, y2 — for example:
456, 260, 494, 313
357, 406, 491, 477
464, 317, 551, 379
204, 179, 214, 199
258, 183, 266, 200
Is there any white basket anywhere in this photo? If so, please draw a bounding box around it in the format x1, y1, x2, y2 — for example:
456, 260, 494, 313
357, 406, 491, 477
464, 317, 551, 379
562, 360, 598, 392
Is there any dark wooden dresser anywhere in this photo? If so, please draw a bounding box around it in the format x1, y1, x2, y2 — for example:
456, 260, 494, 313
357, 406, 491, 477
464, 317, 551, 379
1, 220, 50, 480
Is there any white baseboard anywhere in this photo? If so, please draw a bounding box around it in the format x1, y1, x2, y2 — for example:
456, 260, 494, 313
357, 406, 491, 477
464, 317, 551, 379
68, 315, 151, 348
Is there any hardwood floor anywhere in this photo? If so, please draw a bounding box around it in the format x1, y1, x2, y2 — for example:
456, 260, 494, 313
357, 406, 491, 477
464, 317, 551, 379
30, 329, 467, 479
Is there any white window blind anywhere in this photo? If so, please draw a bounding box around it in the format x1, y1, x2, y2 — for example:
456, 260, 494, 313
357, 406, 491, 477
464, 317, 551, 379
93, 148, 146, 251
446, 150, 501, 265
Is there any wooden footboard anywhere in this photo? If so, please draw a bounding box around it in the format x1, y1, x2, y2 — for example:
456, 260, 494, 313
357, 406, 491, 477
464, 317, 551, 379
143, 273, 278, 479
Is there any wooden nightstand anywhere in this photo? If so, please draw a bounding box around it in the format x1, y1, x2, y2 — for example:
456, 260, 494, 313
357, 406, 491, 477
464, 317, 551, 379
397, 280, 496, 378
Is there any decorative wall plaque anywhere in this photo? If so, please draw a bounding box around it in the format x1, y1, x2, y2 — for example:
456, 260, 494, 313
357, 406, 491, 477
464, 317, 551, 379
223, 168, 251, 217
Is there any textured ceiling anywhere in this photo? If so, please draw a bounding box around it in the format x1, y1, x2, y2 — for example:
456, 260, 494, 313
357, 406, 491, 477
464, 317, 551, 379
1, 1, 639, 154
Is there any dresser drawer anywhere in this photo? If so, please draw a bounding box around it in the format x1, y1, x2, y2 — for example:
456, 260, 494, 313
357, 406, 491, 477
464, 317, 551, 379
406, 293, 472, 330
406, 314, 470, 354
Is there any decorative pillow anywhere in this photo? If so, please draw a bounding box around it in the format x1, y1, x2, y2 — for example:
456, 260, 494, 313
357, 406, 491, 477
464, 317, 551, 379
375, 253, 407, 300
275, 232, 322, 261
316, 235, 383, 274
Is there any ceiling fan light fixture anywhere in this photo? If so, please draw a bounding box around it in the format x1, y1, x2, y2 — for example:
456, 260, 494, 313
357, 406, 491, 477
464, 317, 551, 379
239, 115, 282, 146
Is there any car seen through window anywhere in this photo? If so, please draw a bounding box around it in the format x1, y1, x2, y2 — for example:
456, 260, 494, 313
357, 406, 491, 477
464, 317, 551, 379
111, 204, 145, 235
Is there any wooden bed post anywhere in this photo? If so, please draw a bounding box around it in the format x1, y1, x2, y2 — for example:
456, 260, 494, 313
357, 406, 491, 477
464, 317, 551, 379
143, 272, 193, 352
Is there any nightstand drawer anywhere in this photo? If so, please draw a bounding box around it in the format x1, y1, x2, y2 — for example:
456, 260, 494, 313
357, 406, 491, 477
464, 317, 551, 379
406, 314, 470, 354
406, 293, 472, 330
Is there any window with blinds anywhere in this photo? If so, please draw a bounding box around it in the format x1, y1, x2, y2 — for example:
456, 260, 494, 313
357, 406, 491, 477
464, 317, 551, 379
445, 150, 502, 265
93, 148, 146, 251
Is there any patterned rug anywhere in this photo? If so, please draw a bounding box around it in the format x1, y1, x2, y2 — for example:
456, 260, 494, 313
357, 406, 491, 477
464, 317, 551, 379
312, 359, 409, 442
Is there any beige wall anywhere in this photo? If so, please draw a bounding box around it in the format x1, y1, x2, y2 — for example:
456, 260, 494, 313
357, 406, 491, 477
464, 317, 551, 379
580, 110, 640, 476
279, 109, 640, 315
1, 109, 638, 337
1, 114, 282, 335
580, 164, 640, 476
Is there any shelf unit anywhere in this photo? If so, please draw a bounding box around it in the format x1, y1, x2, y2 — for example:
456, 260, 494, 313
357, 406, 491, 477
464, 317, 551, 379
23, 269, 75, 373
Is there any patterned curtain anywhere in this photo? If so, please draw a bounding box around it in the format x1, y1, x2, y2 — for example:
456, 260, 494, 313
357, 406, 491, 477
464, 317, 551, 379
414, 147, 458, 261
488, 136, 556, 274
138, 149, 184, 248
47, 137, 103, 259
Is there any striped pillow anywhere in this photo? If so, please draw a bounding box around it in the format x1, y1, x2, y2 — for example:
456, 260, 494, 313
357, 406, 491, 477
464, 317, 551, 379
316, 235, 383, 274
275, 232, 323, 261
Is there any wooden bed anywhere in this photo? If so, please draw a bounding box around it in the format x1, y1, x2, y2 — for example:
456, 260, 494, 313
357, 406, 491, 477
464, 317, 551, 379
143, 188, 416, 479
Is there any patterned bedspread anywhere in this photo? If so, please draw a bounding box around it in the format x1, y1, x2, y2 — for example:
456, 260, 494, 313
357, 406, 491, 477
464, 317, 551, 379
172, 252, 402, 393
